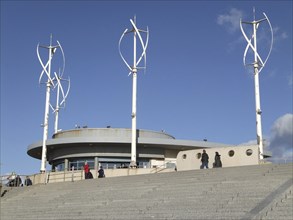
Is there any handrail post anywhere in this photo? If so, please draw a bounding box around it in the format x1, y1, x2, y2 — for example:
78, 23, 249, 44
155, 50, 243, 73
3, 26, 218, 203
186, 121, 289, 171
71, 166, 74, 182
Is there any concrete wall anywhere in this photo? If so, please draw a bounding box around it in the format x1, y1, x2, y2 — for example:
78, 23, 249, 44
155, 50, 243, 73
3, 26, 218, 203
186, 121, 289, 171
31, 168, 175, 184
53, 128, 175, 140
176, 145, 260, 171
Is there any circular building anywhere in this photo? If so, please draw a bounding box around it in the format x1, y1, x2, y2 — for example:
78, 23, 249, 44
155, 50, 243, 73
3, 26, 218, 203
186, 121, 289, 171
27, 127, 231, 171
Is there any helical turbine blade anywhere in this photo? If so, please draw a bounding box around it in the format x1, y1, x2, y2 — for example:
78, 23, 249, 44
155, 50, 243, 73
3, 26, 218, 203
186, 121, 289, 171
54, 72, 66, 106
57, 40, 65, 77
119, 28, 133, 72
243, 34, 265, 68
51, 75, 58, 90
49, 103, 55, 112
130, 19, 148, 68
37, 44, 48, 83
60, 77, 70, 107
258, 12, 274, 73
37, 44, 55, 86
240, 20, 264, 68
54, 72, 63, 94
243, 36, 251, 66
38, 60, 50, 84
143, 26, 149, 73
59, 81, 66, 105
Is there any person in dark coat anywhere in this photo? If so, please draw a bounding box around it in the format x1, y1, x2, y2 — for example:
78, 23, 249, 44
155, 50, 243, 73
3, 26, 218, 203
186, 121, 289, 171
200, 150, 209, 169
86, 169, 93, 179
13, 175, 22, 187
24, 176, 32, 186
98, 166, 105, 178
213, 152, 222, 168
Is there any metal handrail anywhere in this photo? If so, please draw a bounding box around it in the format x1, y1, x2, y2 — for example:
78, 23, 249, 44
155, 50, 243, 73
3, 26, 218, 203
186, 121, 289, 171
150, 161, 176, 173
46, 169, 83, 183
267, 157, 293, 164
0, 174, 33, 187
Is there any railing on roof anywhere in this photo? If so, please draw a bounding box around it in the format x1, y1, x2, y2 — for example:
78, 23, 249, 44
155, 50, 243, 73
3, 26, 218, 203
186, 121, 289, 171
150, 161, 177, 173
267, 157, 293, 164
0, 161, 172, 186
46, 169, 84, 183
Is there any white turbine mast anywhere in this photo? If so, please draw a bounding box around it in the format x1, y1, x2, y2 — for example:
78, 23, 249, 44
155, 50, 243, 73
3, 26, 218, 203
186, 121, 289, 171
119, 16, 149, 168
37, 34, 66, 172
240, 8, 273, 160
50, 70, 70, 134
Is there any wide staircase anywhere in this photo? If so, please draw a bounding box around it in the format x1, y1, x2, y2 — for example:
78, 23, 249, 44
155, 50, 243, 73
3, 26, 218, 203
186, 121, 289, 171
1, 163, 292, 220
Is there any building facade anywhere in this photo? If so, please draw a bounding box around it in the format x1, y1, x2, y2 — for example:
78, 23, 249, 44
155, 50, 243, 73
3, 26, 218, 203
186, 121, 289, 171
27, 127, 240, 171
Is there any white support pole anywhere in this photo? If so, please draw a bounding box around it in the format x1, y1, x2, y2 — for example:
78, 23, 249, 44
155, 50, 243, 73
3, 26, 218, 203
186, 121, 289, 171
54, 82, 60, 134
131, 72, 137, 167
119, 17, 149, 168
253, 21, 264, 160
40, 40, 53, 173
240, 9, 273, 161
130, 23, 137, 168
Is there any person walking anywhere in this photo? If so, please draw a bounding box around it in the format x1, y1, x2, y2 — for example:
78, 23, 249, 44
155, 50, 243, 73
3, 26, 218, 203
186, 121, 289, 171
84, 161, 89, 179
200, 150, 209, 169
24, 176, 33, 186
213, 152, 222, 168
98, 166, 105, 178
87, 169, 93, 179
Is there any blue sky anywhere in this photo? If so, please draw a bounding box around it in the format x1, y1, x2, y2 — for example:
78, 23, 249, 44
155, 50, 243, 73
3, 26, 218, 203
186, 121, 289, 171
1, 0, 292, 175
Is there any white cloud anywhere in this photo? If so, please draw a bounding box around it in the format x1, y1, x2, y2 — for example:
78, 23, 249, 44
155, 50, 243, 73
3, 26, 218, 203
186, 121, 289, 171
217, 8, 243, 33
273, 26, 289, 42
288, 74, 293, 87
238, 139, 257, 146
238, 135, 270, 147
281, 32, 288, 39
239, 114, 292, 163
268, 113, 293, 160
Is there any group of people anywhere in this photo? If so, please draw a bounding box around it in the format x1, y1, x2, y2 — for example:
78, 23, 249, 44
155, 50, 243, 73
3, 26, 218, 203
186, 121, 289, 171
83, 162, 105, 179
200, 150, 222, 169
6, 173, 32, 187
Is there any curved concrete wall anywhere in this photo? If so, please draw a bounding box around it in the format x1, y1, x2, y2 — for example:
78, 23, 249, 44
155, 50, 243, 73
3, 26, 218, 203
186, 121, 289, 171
28, 128, 178, 164
176, 145, 260, 171
53, 128, 175, 140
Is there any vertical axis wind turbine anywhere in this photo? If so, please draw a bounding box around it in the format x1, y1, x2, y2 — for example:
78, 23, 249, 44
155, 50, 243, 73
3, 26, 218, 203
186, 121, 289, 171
119, 16, 149, 167
240, 8, 273, 160
50, 69, 70, 134
37, 34, 65, 172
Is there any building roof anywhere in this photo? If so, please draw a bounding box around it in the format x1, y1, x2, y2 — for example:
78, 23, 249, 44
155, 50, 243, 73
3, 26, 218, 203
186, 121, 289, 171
27, 128, 234, 160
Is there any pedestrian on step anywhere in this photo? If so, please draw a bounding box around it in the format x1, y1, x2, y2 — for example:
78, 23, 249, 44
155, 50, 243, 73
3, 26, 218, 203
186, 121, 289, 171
6, 172, 16, 186
24, 176, 32, 186
14, 175, 22, 187
213, 152, 222, 168
98, 166, 105, 178
200, 150, 209, 169
87, 169, 93, 179
84, 161, 89, 179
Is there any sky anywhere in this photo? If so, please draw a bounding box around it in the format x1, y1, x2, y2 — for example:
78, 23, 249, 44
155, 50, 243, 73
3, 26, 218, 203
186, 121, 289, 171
1, 0, 292, 175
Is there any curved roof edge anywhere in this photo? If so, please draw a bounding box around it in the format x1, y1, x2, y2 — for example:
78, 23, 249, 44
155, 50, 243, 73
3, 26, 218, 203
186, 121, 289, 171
27, 128, 239, 160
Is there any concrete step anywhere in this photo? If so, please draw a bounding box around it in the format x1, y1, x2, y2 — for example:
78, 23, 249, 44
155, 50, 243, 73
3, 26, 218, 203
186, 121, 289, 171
1, 163, 292, 220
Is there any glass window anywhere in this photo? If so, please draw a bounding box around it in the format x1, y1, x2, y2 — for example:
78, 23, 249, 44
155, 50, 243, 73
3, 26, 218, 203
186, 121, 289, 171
69, 159, 94, 170
196, 153, 202, 159
228, 150, 235, 157
56, 163, 65, 171
166, 163, 176, 169
246, 149, 253, 156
